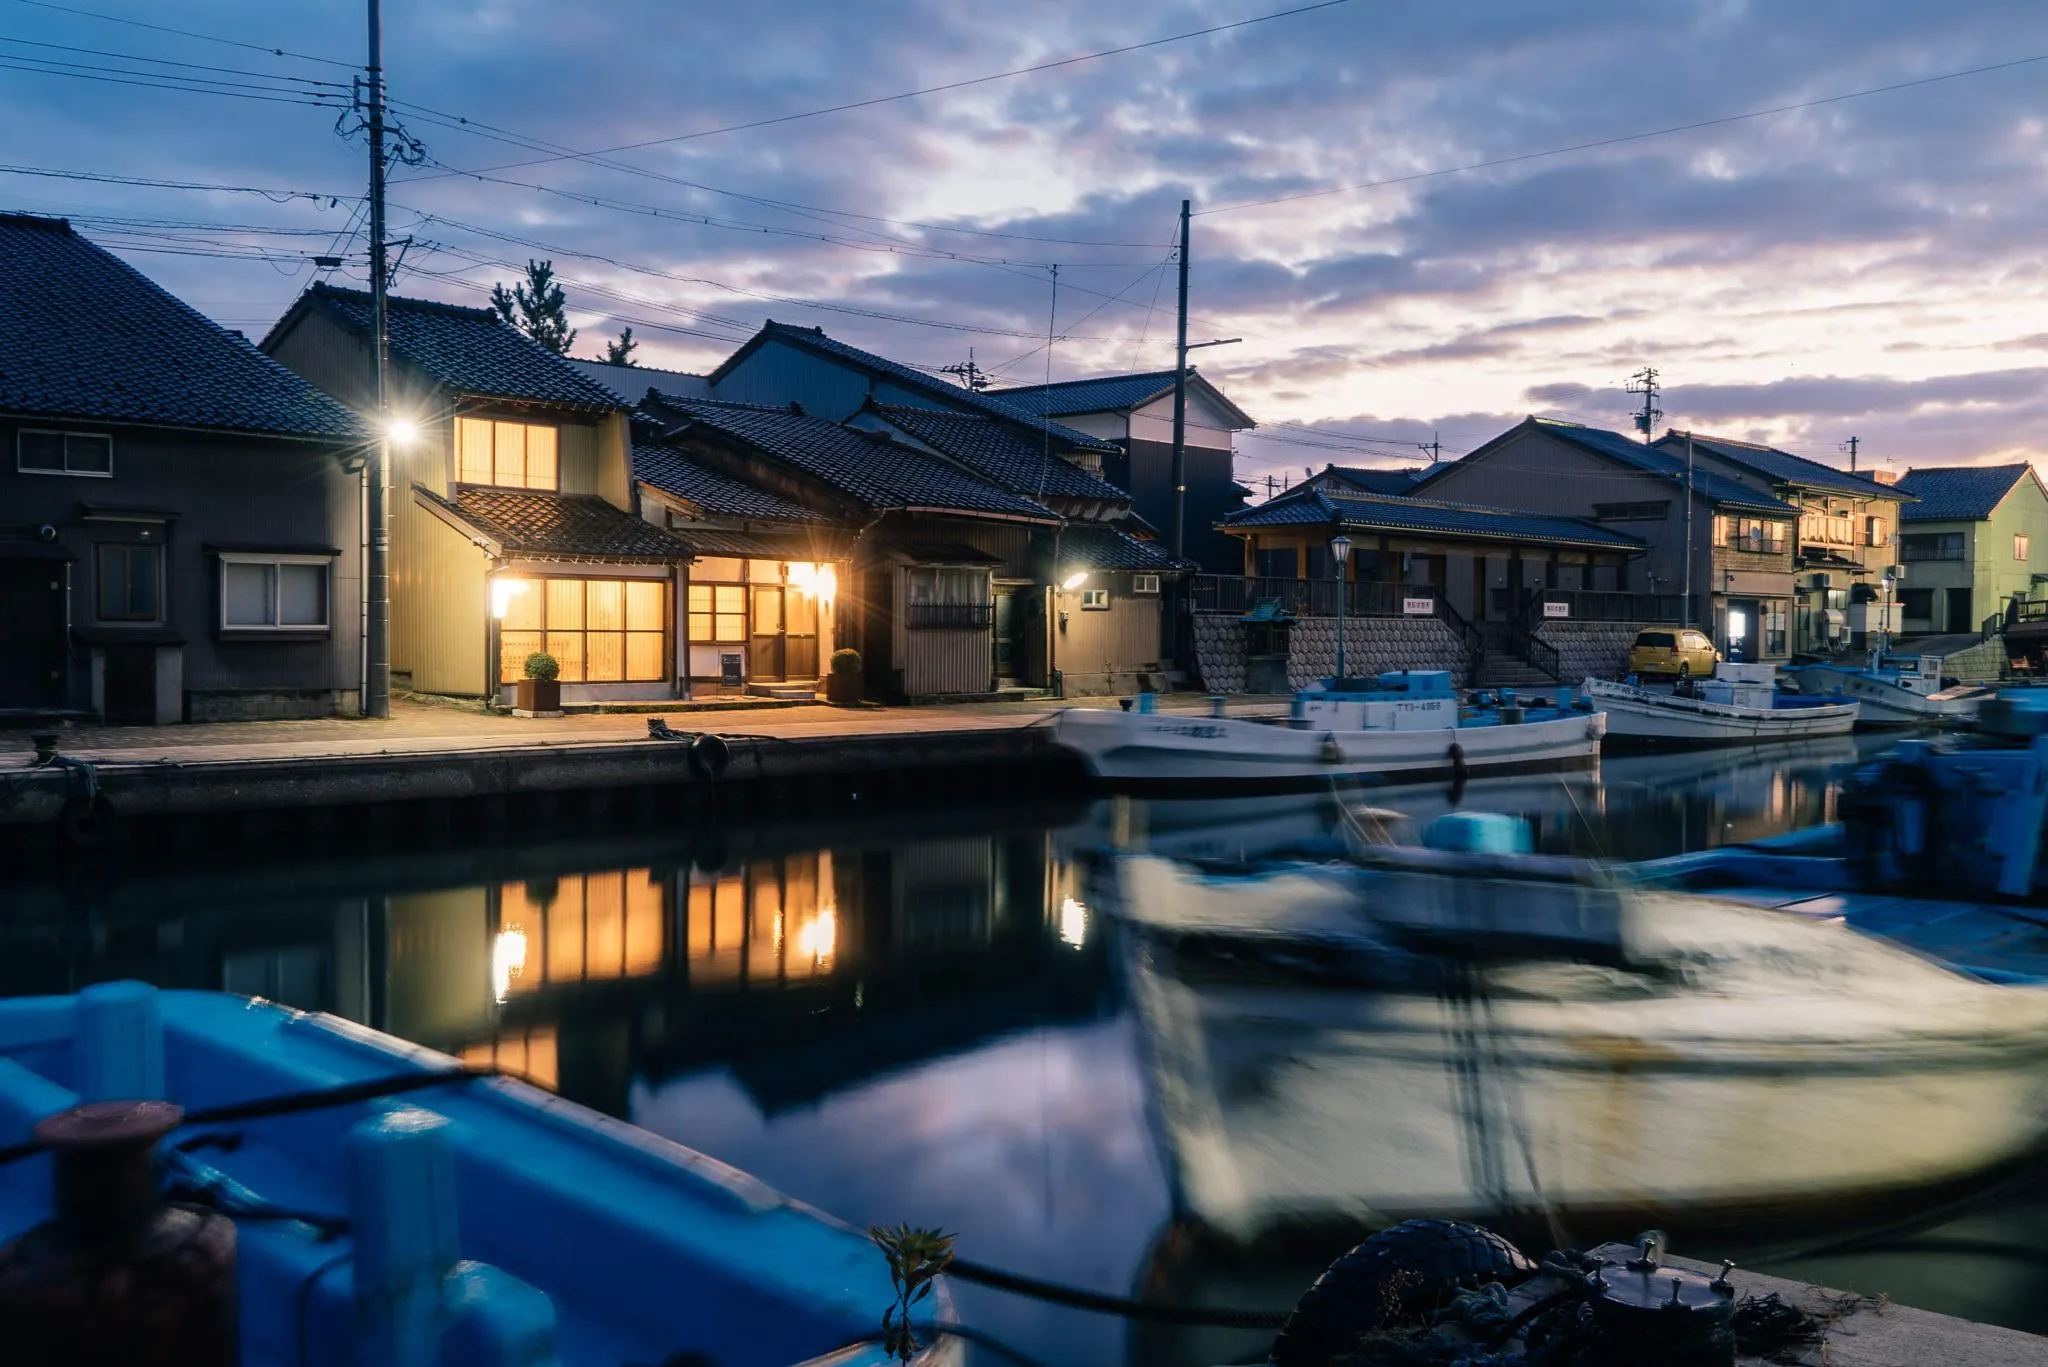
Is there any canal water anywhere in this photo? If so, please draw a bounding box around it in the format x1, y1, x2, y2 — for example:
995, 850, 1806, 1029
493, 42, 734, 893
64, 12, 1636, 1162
5, 733, 2048, 1365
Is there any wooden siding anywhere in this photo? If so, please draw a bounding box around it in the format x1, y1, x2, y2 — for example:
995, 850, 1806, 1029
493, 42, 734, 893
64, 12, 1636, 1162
396, 488, 488, 695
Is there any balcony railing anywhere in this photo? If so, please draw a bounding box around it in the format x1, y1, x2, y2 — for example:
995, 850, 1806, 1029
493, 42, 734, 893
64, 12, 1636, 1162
1722, 534, 1789, 555
1899, 545, 1967, 562
906, 602, 993, 630
1187, 575, 1437, 618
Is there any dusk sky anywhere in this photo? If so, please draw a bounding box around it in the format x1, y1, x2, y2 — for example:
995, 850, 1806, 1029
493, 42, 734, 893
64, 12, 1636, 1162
10, 0, 2048, 486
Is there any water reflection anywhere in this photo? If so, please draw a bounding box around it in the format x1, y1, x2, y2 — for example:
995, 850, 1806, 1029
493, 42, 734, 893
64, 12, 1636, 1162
4, 740, 2047, 1364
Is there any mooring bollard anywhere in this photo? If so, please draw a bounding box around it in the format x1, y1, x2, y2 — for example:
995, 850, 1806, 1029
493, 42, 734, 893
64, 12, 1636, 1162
1209, 695, 1227, 718
349, 1108, 462, 1367
74, 981, 164, 1103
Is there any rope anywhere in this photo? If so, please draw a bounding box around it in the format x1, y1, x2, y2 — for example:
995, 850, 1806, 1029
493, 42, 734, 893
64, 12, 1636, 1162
0, 1065, 498, 1167
947, 1257, 1288, 1329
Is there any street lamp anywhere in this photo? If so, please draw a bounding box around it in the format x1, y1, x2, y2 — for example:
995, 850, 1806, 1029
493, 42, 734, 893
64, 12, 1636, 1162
1330, 534, 1353, 683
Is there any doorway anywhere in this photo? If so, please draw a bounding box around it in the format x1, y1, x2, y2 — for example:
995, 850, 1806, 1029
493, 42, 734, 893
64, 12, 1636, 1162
0, 560, 66, 710
993, 585, 1023, 687
748, 582, 822, 682
1946, 587, 1974, 634
1724, 599, 1760, 662
750, 585, 786, 681
103, 644, 156, 723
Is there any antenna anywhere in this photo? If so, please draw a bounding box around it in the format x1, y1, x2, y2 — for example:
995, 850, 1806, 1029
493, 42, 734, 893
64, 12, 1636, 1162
940, 347, 990, 392
1625, 367, 1662, 443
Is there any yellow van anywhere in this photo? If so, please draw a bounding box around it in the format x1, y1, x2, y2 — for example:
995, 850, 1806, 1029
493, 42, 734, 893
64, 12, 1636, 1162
1628, 627, 1720, 680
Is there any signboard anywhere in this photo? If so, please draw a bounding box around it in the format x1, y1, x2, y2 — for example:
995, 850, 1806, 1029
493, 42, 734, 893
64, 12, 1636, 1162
1401, 597, 1434, 615
719, 652, 743, 686
1543, 601, 1570, 618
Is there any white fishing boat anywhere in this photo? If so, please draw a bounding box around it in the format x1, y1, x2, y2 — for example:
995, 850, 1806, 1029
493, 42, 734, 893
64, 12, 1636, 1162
1111, 852, 2048, 1241
1050, 671, 1606, 792
1584, 664, 1859, 747
1783, 651, 1991, 728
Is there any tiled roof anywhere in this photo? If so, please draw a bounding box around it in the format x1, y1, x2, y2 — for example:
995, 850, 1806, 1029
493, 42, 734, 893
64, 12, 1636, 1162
567, 358, 710, 405
1663, 433, 1907, 499
1897, 464, 2036, 522
1318, 465, 1424, 496
0, 214, 362, 441
1484, 420, 1798, 515
632, 435, 830, 523
1058, 523, 1194, 572
677, 528, 834, 559
435, 486, 690, 562
651, 398, 1057, 521
291, 284, 621, 410
712, 322, 1116, 452
1224, 485, 1644, 550
873, 404, 1128, 502
991, 367, 1257, 428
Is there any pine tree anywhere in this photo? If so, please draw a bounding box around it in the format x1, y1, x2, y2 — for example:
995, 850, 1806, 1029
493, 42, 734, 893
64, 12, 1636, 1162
489, 259, 576, 355
603, 327, 638, 367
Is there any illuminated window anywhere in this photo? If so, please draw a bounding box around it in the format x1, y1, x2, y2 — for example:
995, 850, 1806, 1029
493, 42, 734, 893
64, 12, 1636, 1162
500, 577, 668, 683
2018, 535, 2032, 563
688, 583, 747, 642
455, 416, 558, 490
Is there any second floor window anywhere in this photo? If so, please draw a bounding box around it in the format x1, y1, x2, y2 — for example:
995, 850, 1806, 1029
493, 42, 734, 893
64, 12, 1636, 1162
456, 416, 558, 490
2019, 534, 2032, 562
1900, 532, 1965, 561
19, 429, 112, 477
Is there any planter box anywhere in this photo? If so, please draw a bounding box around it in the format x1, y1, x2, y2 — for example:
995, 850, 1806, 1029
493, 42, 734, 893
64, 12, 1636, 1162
825, 673, 861, 706
514, 678, 562, 717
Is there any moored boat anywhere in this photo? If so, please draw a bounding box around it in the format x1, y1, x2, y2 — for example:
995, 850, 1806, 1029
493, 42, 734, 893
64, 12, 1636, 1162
1584, 664, 1859, 747
1108, 850, 2048, 1243
0, 985, 953, 1367
1050, 671, 1606, 792
1782, 651, 1991, 728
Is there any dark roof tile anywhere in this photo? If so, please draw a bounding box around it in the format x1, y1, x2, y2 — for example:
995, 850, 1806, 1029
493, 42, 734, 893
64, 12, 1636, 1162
1226, 484, 1643, 550
1058, 523, 1194, 572
1897, 464, 2035, 521
0, 214, 361, 440
652, 398, 1057, 521
631, 436, 830, 523
874, 404, 1127, 502
1664, 433, 1908, 499
297, 284, 621, 410
991, 367, 1256, 428
1478, 420, 1798, 515
437, 486, 689, 561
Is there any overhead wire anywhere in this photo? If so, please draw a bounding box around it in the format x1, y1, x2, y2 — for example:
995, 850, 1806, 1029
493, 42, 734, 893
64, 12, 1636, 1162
7, 0, 360, 70
0, 54, 349, 105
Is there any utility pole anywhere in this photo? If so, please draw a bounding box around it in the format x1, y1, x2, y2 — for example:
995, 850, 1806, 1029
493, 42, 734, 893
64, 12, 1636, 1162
1626, 367, 1662, 443
1841, 435, 1859, 472
1425, 429, 1441, 464
1682, 430, 1695, 630
363, 0, 391, 719
941, 348, 989, 392
1169, 199, 1191, 560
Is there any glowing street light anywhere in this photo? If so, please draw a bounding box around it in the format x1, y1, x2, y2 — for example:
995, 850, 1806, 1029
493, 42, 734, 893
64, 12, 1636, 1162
1061, 570, 1090, 592
386, 415, 419, 447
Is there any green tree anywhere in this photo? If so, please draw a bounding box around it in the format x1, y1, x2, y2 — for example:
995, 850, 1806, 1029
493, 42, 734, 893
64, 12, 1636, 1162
489, 259, 576, 355
603, 326, 638, 367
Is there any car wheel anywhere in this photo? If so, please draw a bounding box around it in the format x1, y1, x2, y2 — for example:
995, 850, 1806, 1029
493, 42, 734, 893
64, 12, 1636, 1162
1677, 662, 1691, 684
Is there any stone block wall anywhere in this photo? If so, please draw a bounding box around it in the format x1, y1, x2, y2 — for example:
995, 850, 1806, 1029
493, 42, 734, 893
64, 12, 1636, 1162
1289, 616, 1468, 688
1936, 635, 2004, 682
1191, 615, 1248, 693
1531, 621, 1649, 684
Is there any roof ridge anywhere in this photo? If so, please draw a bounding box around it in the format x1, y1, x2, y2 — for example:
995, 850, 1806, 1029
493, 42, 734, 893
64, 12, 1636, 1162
986, 368, 1180, 394
0, 211, 70, 233
311, 280, 502, 323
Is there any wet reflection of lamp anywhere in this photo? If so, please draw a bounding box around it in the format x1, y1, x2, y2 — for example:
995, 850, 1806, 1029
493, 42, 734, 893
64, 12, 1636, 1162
1059, 897, 1088, 949
492, 927, 528, 1003
796, 907, 836, 968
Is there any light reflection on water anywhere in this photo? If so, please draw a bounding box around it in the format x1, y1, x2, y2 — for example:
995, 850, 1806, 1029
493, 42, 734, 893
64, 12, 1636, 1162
5, 735, 2048, 1364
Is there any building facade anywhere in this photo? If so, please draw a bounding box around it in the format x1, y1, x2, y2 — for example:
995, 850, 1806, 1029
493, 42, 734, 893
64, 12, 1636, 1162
265, 283, 692, 706
0, 214, 366, 724
1892, 464, 2048, 635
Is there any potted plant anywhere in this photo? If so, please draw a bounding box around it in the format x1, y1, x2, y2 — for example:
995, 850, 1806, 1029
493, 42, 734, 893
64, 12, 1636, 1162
826, 647, 862, 705
514, 651, 561, 715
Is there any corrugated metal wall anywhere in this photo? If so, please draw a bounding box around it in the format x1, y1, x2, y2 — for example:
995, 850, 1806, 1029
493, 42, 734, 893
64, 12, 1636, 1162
905, 626, 992, 696
395, 492, 488, 695
1057, 586, 1162, 690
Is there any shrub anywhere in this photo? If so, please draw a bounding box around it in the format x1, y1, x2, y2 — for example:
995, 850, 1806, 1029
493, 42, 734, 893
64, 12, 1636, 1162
831, 647, 862, 676
523, 651, 559, 682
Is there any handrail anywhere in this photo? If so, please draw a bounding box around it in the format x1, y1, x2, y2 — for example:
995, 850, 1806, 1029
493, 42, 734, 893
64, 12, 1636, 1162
1434, 594, 1486, 676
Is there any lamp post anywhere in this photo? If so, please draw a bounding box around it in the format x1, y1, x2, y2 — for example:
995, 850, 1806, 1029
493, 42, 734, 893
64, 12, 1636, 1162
1330, 534, 1352, 683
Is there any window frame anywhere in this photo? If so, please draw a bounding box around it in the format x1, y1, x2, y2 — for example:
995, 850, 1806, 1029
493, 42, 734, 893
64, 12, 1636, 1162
499, 575, 670, 684
454, 414, 561, 492
2018, 534, 2032, 563
94, 541, 161, 623
217, 551, 333, 634
1079, 587, 1110, 610
1130, 573, 1161, 595
687, 582, 747, 644
18, 428, 114, 478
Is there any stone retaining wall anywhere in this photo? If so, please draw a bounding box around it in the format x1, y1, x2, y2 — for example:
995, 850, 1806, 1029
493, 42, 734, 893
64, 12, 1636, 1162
1192, 614, 1469, 691
1936, 635, 2005, 682
1530, 621, 1649, 683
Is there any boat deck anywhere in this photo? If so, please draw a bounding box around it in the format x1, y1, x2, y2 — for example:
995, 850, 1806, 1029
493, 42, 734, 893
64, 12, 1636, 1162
1704, 886, 2048, 983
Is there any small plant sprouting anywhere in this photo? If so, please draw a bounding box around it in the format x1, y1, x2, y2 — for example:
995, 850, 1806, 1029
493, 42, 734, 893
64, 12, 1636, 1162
869, 1223, 955, 1363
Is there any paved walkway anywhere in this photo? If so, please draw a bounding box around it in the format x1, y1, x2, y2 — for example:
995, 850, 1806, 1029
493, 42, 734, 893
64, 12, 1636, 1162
0, 694, 1290, 768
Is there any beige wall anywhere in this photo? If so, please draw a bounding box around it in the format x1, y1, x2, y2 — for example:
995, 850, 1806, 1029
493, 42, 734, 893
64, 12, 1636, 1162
399, 490, 490, 695
1056, 581, 1164, 693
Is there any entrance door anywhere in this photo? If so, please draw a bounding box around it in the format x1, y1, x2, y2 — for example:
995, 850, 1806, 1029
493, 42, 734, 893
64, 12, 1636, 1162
0, 561, 65, 709
993, 587, 1019, 686
784, 584, 819, 679
750, 586, 785, 681
104, 644, 156, 724
1946, 587, 1974, 634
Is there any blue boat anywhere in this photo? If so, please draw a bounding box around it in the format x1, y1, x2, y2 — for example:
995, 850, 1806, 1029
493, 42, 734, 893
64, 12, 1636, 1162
0, 985, 953, 1367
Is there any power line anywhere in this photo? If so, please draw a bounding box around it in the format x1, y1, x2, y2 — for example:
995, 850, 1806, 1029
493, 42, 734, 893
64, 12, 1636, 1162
1199, 47, 2048, 215
7, 0, 359, 70
0, 35, 351, 87
0, 163, 349, 202
0, 54, 348, 105
431, 0, 1355, 175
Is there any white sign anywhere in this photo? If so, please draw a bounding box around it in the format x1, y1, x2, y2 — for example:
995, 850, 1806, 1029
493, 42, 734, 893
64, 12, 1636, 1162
1402, 596, 1434, 615
1542, 601, 1570, 618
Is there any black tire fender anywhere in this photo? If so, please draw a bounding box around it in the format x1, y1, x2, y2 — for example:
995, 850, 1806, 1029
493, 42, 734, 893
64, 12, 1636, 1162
60, 795, 117, 850
688, 732, 731, 781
